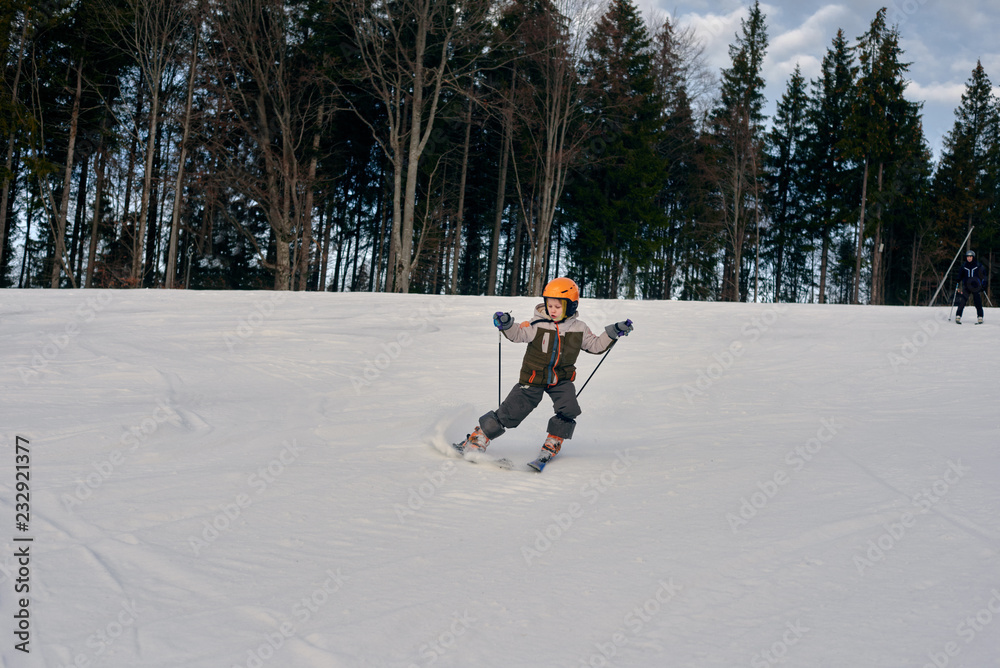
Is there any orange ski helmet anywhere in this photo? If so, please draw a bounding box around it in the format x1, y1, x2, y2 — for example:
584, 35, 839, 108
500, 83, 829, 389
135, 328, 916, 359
542, 277, 580, 317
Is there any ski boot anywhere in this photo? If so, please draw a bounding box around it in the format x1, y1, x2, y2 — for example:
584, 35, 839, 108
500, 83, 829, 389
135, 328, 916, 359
528, 434, 563, 472
978, 316, 984, 325
955, 315, 961, 324
453, 426, 489, 455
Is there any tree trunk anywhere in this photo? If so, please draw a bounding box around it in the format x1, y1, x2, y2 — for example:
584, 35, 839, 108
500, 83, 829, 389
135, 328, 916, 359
727, 165, 744, 302
167, 18, 200, 288
853, 157, 869, 304
19, 198, 32, 287
450, 100, 473, 295
870, 161, 884, 305
388, 145, 404, 292
332, 207, 345, 291
351, 205, 363, 290
988, 250, 995, 308
751, 145, 761, 302
122, 86, 142, 260
274, 234, 292, 290
51, 60, 83, 288
774, 241, 784, 303
0, 18, 28, 278
145, 117, 168, 286
69, 155, 89, 284
298, 103, 324, 291
393, 8, 439, 294
487, 101, 512, 296
319, 201, 332, 289
375, 176, 389, 291
132, 78, 162, 285
510, 206, 523, 296
86, 137, 108, 288
819, 229, 829, 304
397, 93, 424, 292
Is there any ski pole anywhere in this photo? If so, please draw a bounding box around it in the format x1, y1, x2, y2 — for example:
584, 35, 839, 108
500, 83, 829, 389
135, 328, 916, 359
492, 311, 511, 407
576, 319, 632, 398
576, 346, 613, 398
948, 285, 958, 321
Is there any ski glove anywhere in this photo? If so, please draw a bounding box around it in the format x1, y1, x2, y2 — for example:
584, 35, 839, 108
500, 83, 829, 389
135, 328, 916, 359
493, 311, 514, 331
605, 319, 633, 339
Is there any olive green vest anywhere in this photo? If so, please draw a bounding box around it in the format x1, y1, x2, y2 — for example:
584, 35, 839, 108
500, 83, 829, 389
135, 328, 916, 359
519, 325, 584, 387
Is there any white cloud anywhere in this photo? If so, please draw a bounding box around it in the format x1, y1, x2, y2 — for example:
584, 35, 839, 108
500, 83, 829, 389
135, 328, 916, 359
769, 4, 851, 58
898, 36, 937, 79
670, 11, 753, 62
771, 55, 823, 84
674, 6, 749, 69
675, 3, 856, 82
906, 81, 969, 104
763, 4, 853, 90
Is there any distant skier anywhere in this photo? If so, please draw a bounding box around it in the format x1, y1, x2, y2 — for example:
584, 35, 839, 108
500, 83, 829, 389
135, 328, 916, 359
454, 277, 633, 471
954, 249, 986, 325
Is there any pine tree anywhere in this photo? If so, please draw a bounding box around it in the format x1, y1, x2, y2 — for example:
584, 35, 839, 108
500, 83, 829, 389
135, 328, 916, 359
934, 62, 999, 250
765, 65, 809, 301
708, 0, 768, 301
569, 0, 667, 298
846, 8, 923, 304
802, 29, 857, 303
16, 0, 131, 288
886, 133, 933, 305
647, 16, 703, 299
933, 62, 1000, 299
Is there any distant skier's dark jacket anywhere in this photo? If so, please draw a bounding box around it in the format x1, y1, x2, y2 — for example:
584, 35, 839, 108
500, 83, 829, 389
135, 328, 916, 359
956, 260, 986, 293
503, 304, 614, 388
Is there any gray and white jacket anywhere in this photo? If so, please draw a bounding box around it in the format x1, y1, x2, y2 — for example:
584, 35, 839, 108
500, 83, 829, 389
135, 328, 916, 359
503, 303, 614, 387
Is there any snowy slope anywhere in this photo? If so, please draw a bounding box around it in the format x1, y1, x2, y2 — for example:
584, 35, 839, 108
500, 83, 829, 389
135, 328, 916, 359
1, 290, 998, 668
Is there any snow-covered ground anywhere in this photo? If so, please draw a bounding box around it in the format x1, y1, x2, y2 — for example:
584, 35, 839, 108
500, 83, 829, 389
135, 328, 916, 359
1, 290, 998, 668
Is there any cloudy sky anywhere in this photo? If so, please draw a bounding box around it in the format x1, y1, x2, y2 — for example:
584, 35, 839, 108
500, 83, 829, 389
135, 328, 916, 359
632, 0, 1000, 161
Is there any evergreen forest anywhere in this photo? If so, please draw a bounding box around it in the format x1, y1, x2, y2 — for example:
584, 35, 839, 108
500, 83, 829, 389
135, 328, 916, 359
2, 0, 999, 304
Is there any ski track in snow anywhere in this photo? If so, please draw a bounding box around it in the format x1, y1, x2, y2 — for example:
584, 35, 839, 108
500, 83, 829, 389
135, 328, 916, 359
0, 291, 998, 668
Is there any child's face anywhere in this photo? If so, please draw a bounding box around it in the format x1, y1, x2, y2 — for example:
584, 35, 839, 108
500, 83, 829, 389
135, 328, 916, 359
545, 298, 564, 321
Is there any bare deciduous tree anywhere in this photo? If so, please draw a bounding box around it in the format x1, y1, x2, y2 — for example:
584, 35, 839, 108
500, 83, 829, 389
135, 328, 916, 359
42, 58, 82, 288
166, 2, 202, 288
207, 0, 328, 290
336, 0, 492, 293
506, 0, 595, 296
106, 0, 190, 286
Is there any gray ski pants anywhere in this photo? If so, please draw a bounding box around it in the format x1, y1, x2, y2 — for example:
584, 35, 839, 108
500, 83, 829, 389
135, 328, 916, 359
479, 382, 581, 441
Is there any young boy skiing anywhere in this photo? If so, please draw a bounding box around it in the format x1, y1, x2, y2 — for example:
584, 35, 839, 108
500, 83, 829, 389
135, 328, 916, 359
455, 277, 633, 471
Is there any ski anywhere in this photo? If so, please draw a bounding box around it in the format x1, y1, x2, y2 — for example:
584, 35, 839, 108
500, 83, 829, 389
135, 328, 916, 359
527, 457, 548, 472
451, 442, 514, 470
464, 452, 515, 470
